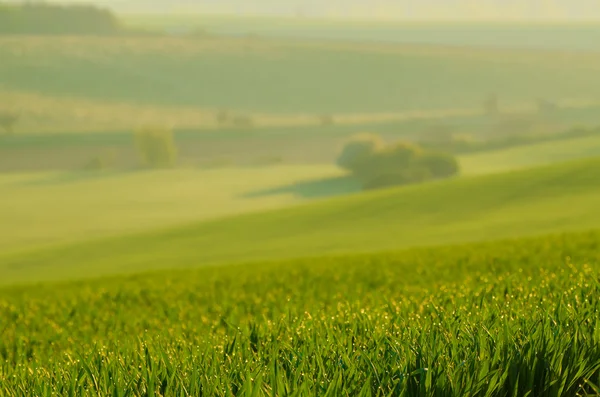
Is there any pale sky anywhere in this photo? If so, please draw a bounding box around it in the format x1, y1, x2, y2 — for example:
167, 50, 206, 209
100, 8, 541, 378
14, 0, 600, 21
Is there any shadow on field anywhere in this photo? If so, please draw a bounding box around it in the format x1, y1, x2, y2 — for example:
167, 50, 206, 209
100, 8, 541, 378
241, 175, 362, 199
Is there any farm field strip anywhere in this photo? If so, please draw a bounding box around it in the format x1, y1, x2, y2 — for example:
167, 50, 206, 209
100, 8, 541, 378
4, 35, 600, 115
6, 89, 600, 134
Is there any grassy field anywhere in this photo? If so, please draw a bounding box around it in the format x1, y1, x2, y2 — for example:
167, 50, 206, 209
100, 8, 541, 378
2, 229, 600, 395
2, 156, 600, 286
3, 28, 600, 395
459, 133, 600, 175
2, 132, 599, 259
2, 35, 600, 131
0, 165, 351, 252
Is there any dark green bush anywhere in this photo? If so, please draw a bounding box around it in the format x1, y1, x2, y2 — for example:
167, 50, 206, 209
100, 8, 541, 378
0, 3, 121, 35
375, 142, 422, 169
338, 135, 460, 190
413, 151, 460, 179
336, 133, 385, 174
134, 127, 178, 169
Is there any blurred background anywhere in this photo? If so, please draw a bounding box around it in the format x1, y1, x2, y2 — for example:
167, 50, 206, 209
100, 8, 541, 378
1, 0, 600, 283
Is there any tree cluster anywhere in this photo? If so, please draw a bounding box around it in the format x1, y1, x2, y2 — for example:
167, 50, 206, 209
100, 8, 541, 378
134, 127, 178, 169
338, 134, 460, 190
0, 3, 121, 35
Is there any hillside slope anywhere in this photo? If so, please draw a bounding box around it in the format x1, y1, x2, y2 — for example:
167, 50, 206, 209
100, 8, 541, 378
2, 229, 600, 395
2, 156, 600, 285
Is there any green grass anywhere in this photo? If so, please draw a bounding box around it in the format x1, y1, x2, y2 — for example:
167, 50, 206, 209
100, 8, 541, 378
459, 133, 600, 176
2, 156, 600, 286
2, 229, 600, 395
4, 25, 600, 395
2, 131, 600, 256
0, 165, 348, 253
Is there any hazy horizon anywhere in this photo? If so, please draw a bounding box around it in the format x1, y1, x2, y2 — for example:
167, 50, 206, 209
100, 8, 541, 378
8, 0, 600, 21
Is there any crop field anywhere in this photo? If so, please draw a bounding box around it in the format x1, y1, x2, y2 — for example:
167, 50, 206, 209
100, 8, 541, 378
3, 19, 600, 396
2, 35, 600, 135
1, 229, 600, 395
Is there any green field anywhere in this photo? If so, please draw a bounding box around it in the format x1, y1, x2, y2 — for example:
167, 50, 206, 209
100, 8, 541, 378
2, 229, 600, 395
0, 165, 351, 252
2, 156, 600, 286
459, 133, 600, 175
3, 24, 600, 396
1, 125, 599, 254
2, 35, 600, 134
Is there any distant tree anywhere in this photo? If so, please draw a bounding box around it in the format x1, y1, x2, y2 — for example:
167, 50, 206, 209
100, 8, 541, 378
338, 135, 460, 190
134, 126, 178, 169
0, 111, 19, 135
336, 133, 386, 175
413, 151, 460, 179
376, 142, 423, 169
0, 3, 121, 35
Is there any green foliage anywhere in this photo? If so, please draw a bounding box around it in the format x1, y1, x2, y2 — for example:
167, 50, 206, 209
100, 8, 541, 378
0, 3, 121, 35
336, 133, 386, 173
338, 136, 459, 189
414, 151, 460, 179
134, 127, 178, 169
1, 231, 600, 395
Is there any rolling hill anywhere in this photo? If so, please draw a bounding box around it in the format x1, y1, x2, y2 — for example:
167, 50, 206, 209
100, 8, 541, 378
2, 156, 600, 286
3, 35, 600, 119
